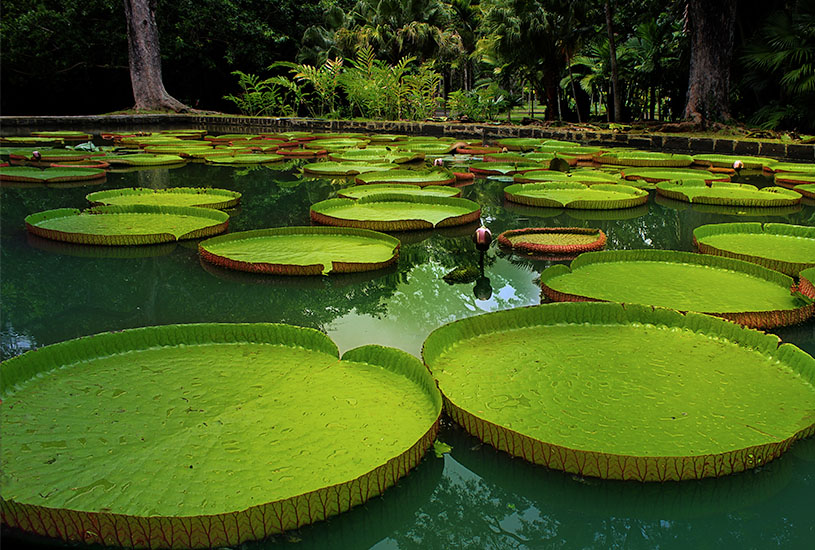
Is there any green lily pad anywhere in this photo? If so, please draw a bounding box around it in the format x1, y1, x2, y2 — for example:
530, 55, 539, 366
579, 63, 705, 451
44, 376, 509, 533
303, 161, 397, 176
422, 301, 815, 481
204, 154, 284, 164
339, 184, 461, 200
775, 173, 815, 187
693, 154, 778, 170
621, 168, 729, 183
513, 170, 621, 185
354, 169, 456, 186
794, 183, 815, 199
367, 133, 409, 143
656, 180, 802, 206
311, 195, 481, 231
494, 138, 546, 151
199, 226, 400, 275
1, 324, 441, 547
598, 151, 694, 167
504, 182, 649, 209
0, 166, 106, 183
693, 223, 815, 276
394, 142, 457, 155
86, 187, 241, 209
30, 131, 92, 140
468, 162, 548, 175
540, 249, 814, 328
692, 154, 776, 170
9, 150, 93, 162
765, 162, 815, 174
0, 136, 64, 146
106, 153, 187, 166
328, 149, 423, 164
25, 205, 229, 245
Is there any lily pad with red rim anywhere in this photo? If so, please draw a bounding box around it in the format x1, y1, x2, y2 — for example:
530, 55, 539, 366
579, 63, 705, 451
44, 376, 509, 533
86, 187, 241, 209
422, 301, 815, 481
539, 249, 814, 328
0, 323, 442, 548
25, 205, 229, 245
693, 222, 815, 276
0, 166, 106, 183
354, 169, 456, 186
498, 227, 607, 256
655, 180, 802, 206
199, 226, 400, 275
504, 181, 649, 209
311, 194, 481, 231
338, 184, 461, 200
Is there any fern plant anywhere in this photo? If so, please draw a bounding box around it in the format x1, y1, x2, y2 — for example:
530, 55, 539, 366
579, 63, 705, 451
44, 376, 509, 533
223, 71, 296, 117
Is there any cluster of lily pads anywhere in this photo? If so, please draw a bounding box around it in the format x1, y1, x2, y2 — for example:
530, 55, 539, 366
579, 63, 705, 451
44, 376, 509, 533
2, 128, 815, 548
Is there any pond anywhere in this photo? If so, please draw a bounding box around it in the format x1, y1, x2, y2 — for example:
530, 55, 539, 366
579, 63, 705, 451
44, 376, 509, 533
1, 148, 814, 549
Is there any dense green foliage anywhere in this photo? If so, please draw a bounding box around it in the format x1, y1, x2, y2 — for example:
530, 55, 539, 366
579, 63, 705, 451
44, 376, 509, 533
0, 0, 812, 131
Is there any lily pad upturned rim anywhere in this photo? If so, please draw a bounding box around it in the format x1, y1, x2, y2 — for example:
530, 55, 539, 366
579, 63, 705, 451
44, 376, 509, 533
310, 194, 481, 231
86, 187, 242, 210
793, 183, 815, 200
1, 323, 442, 549
504, 182, 649, 210
338, 183, 462, 199
422, 301, 815, 481
25, 205, 229, 246
302, 161, 398, 176
598, 151, 694, 167
497, 227, 607, 256
539, 249, 813, 329
354, 169, 456, 187
0, 166, 107, 183
655, 180, 803, 207
693, 222, 815, 276
105, 153, 188, 166
198, 226, 400, 275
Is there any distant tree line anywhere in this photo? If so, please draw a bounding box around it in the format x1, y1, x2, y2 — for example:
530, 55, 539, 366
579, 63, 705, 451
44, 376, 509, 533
1, 0, 812, 131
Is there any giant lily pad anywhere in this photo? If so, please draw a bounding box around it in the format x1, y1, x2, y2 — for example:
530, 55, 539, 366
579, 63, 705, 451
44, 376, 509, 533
86, 187, 241, 209
513, 170, 621, 185
328, 149, 423, 164
204, 154, 284, 165
422, 301, 815, 481
540, 249, 814, 328
598, 151, 694, 167
655, 180, 802, 206
394, 142, 457, 155
692, 154, 776, 171
621, 168, 729, 183
0, 324, 441, 548
30, 130, 92, 141
504, 182, 649, 209
495, 138, 546, 151
468, 162, 548, 175
794, 183, 815, 199
199, 226, 400, 275
0, 166, 106, 183
498, 227, 607, 256
775, 173, 815, 187
338, 184, 461, 200
693, 223, 815, 276
106, 153, 187, 166
303, 161, 397, 176
25, 205, 229, 245
354, 169, 456, 186
311, 195, 481, 231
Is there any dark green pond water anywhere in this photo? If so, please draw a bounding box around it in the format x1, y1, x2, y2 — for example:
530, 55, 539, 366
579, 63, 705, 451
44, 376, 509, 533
2, 158, 814, 549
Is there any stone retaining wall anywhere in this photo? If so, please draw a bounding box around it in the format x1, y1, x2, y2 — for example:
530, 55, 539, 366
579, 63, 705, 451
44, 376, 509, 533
2, 114, 813, 161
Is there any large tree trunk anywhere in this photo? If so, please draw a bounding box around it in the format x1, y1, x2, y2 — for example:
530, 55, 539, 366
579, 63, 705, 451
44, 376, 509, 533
683, 0, 736, 124
605, 1, 622, 122
123, 0, 188, 111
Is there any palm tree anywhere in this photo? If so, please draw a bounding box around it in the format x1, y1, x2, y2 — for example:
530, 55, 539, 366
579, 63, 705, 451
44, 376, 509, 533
740, 4, 815, 131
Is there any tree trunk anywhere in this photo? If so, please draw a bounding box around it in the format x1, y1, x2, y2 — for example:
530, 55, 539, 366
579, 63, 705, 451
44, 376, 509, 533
683, 0, 736, 124
123, 0, 188, 111
605, 1, 622, 122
